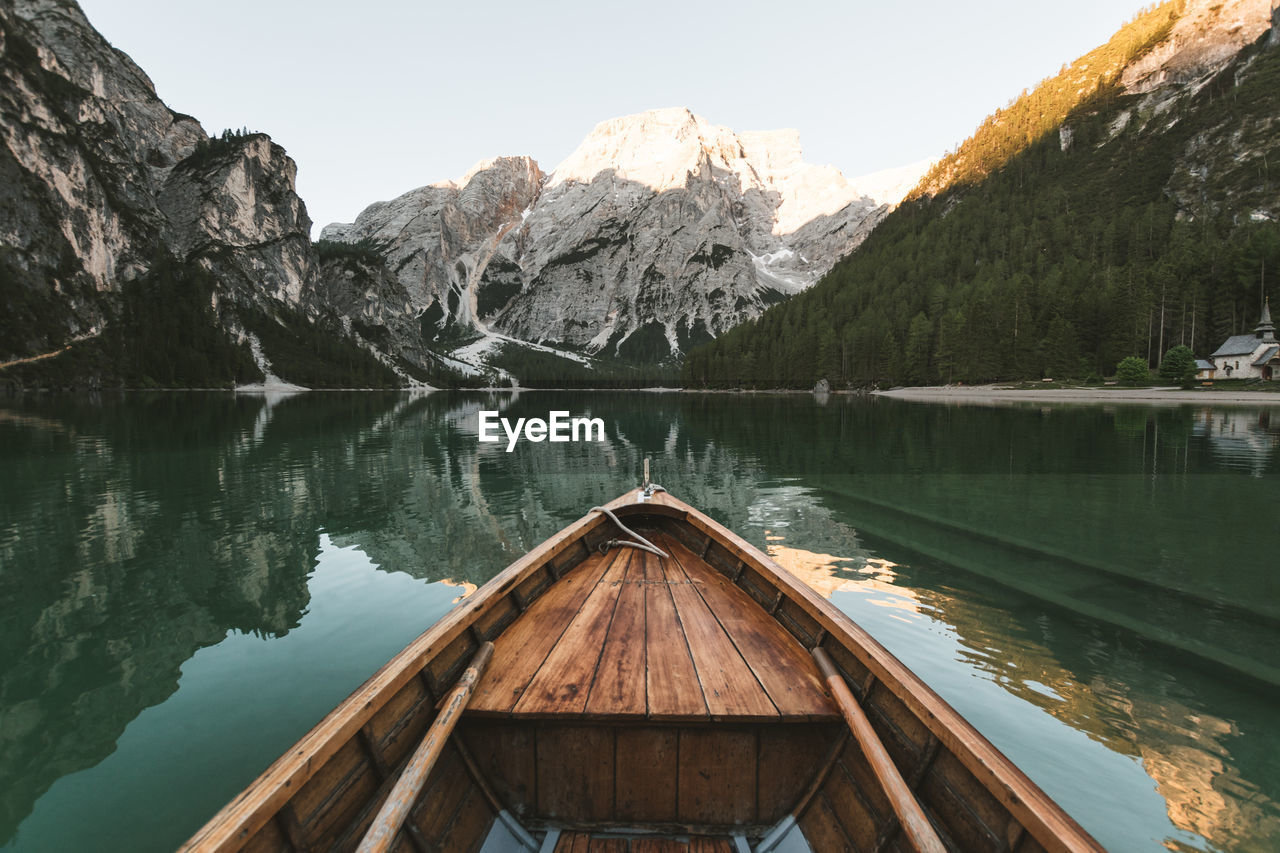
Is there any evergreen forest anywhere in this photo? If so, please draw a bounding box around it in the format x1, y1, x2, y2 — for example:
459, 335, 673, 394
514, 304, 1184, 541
683, 3, 1280, 389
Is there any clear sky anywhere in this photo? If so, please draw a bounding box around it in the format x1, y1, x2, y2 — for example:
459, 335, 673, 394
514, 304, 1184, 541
77, 0, 1145, 234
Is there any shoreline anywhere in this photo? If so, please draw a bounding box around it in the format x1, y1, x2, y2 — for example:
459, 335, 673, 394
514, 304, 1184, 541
874, 384, 1280, 405
9, 383, 1280, 405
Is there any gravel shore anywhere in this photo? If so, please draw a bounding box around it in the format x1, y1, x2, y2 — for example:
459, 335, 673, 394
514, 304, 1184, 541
874, 384, 1280, 405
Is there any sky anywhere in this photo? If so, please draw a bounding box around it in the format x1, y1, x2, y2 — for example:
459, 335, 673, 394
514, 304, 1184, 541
76, 0, 1147, 234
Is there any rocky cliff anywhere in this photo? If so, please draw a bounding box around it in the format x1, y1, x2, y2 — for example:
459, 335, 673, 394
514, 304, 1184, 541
0, 0, 395, 389
1, 0, 919, 387
321, 109, 905, 369
0, 0, 201, 355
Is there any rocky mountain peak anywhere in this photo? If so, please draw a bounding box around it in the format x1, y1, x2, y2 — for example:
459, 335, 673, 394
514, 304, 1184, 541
548, 107, 742, 192
319, 107, 911, 371
1120, 0, 1274, 93
453, 155, 544, 219
545, 107, 867, 236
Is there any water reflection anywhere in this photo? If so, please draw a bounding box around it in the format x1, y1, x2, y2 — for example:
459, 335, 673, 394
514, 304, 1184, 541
0, 391, 1277, 851
1195, 407, 1280, 476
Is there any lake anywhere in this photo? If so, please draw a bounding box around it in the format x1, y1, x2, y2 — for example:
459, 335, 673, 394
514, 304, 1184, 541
0, 391, 1277, 851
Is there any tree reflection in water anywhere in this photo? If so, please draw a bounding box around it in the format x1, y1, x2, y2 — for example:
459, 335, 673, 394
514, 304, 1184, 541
0, 391, 1277, 851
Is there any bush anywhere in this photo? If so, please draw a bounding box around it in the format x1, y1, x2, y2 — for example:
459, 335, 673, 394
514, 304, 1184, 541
1158, 345, 1197, 388
179, 128, 260, 171
1116, 356, 1151, 386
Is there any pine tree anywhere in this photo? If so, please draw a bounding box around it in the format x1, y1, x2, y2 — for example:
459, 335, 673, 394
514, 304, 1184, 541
905, 312, 933, 385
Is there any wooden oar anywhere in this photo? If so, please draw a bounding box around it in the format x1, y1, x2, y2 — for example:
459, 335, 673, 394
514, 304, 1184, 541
357, 641, 495, 853
812, 647, 947, 853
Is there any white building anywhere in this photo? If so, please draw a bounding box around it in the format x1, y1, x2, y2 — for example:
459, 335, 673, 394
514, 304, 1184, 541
1208, 299, 1279, 380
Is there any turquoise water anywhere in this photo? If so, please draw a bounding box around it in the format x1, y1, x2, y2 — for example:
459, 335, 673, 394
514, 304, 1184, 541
0, 391, 1277, 851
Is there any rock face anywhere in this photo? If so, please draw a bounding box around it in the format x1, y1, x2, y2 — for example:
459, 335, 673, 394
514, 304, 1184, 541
1119, 0, 1274, 93
2, 0, 917, 384
0, 0, 317, 374
157, 133, 316, 306
322, 108, 901, 364
1104, 0, 1277, 223
0, 0, 198, 354
320, 156, 542, 330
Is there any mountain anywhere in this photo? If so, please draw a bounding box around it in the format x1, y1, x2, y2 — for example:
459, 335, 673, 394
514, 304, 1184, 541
319, 108, 911, 378
0, 0, 397, 390
684, 0, 1280, 389
0, 0, 924, 391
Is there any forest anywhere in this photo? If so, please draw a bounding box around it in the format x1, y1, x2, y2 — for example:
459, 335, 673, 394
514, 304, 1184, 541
683, 3, 1280, 389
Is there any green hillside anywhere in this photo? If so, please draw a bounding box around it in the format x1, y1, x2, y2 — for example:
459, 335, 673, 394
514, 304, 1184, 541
684, 5, 1280, 389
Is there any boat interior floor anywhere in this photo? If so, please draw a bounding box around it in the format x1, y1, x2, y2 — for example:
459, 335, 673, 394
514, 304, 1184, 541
547, 830, 745, 852
469, 528, 838, 722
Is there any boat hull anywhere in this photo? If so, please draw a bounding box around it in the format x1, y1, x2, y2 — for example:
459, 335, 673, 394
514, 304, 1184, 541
179, 489, 1102, 853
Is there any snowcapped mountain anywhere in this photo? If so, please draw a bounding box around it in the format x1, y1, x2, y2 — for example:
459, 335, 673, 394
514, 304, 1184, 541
0, 0, 930, 389
320, 108, 927, 370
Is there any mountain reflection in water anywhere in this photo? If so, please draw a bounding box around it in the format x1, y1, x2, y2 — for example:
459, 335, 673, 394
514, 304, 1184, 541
0, 391, 1277, 852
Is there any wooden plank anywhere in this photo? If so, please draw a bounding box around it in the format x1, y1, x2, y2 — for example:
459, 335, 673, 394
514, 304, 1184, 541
514, 550, 630, 715
615, 728, 678, 822
471, 552, 614, 714
756, 724, 838, 822
688, 839, 734, 853
472, 593, 520, 643
405, 746, 469, 845
812, 647, 945, 853
292, 740, 381, 850
930, 748, 1010, 836
536, 725, 615, 821
916, 750, 1003, 851
551, 539, 592, 576
435, 786, 494, 853
663, 554, 777, 720
241, 818, 289, 853
587, 840, 628, 853
1018, 832, 1051, 853
365, 678, 432, 769
359, 643, 493, 853
774, 597, 823, 649
512, 567, 553, 610
424, 632, 479, 698
630, 840, 685, 853
642, 550, 709, 720
553, 834, 591, 853
821, 761, 882, 850
458, 720, 536, 819
274, 804, 309, 853
865, 687, 932, 769
837, 739, 892, 823
678, 729, 756, 825
734, 565, 777, 611
659, 532, 834, 720
797, 793, 854, 853
585, 548, 648, 717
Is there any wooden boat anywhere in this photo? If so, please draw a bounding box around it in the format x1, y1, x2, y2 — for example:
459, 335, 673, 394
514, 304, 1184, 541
180, 485, 1103, 853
